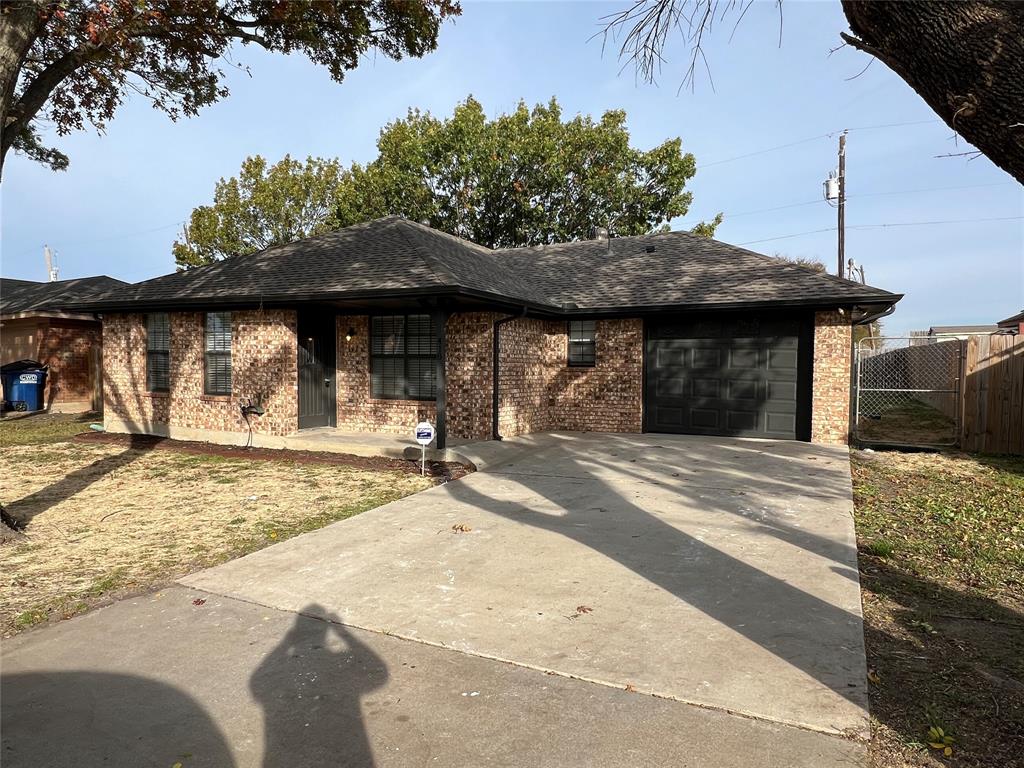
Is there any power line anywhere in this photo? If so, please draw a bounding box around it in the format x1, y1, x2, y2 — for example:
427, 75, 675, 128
698, 119, 939, 169
850, 215, 1024, 230
75, 220, 183, 246
737, 214, 1023, 245
721, 180, 1015, 220
737, 227, 835, 245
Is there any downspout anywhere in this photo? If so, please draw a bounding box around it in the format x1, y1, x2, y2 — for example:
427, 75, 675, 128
492, 307, 528, 440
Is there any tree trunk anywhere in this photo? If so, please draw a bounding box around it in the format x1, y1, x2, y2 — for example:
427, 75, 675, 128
0, 0, 47, 176
1, 505, 25, 544
841, 1, 1024, 184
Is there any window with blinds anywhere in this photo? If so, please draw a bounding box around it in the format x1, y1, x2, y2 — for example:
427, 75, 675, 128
370, 314, 437, 400
204, 311, 232, 395
146, 313, 170, 392
568, 320, 597, 367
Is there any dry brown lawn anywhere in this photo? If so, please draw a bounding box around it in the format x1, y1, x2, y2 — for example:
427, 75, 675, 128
1, 439, 434, 635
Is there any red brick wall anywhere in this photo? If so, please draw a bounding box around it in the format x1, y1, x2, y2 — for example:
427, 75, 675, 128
103, 310, 297, 436
102, 307, 853, 445
335, 315, 437, 434
34, 320, 100, 408
333, 313, 642, 440
445, 312, 497, 441
497, 318, 644, 437
811, 310, 853, 444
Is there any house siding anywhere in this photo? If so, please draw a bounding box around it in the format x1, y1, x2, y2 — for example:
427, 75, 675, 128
811, 310, 853, 445
103, 310, 298, 438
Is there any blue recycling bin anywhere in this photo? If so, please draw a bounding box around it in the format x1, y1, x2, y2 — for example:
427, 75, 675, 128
1, 360, 48, 412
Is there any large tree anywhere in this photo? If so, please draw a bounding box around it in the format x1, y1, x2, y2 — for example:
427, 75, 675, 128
0, 0, 459, 177
174, 96, 719, 266
173, 155, 346, 268
604, 1, 1024, 184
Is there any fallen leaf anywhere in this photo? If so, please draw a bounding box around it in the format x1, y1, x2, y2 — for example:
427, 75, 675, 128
192, 598, 206, 606
452, 523, 472, 533
867, 668, 881, 684
575, 605, 593, 614
624, 683, 637, 693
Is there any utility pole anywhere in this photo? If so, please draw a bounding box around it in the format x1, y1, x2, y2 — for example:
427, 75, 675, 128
837, 130, 847, 279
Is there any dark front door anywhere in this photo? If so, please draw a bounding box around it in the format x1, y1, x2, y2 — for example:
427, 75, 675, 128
644, 315, 812, 440
298, 313, 337, 430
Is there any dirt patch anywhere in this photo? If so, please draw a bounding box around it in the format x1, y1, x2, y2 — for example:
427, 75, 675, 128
73, 430, 470, 480
1, 439, 441, 636
852, 449, 1024, 768
856, 400, 957, 448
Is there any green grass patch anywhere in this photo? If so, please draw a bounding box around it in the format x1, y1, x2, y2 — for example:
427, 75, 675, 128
852, 451, 1024, 593
852, 449, 1024, 768
13, 608, 48, 630
0, 412, 97, 446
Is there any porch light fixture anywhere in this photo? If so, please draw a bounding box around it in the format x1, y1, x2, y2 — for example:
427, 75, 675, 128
345, 327, 356, 342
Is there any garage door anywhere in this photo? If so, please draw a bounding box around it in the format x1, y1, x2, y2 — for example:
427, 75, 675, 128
644, 316, 810, 440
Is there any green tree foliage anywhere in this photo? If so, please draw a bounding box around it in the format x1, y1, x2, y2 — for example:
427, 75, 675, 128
172, 155, 347, 268
175, 96, 719, 266
0, 0, 459, 175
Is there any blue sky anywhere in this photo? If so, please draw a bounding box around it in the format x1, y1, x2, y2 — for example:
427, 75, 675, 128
2, 1, 1021, 336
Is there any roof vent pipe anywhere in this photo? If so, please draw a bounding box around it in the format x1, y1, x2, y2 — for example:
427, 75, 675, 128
591, 226, 609, 241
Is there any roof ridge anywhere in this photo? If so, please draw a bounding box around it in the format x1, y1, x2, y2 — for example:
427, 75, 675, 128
393, 219, 461, 287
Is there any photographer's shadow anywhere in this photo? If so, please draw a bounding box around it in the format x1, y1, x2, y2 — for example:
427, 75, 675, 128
251, 605, 388, 768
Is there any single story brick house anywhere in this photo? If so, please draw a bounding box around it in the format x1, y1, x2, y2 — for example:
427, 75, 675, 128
75, 216, 900, 449
1, 275, 126, 412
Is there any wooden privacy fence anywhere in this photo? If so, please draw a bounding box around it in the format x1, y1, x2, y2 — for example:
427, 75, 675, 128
960, 334, 1024, 455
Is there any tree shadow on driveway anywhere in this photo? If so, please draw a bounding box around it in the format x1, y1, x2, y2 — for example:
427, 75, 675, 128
447, 433, 868, 721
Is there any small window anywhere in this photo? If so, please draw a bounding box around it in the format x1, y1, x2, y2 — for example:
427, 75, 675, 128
568, 320, 596, 367
370, 314, 437, 400
204, 311, 232, 395
146, 313, 170, 392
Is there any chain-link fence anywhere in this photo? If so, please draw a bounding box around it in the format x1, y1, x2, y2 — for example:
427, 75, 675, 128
854, 336, 962, 447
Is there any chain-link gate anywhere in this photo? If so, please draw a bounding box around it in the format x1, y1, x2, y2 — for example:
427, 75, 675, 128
854, 336, 962, 447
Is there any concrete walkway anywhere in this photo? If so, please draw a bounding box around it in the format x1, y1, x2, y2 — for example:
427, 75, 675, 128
2, 432, 868, 766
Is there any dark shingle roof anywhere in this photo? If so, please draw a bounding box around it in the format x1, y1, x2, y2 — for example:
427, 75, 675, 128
73, 216, 900, 313
997, 310, 1024, 328
1, 275, 127, 315
493, 231, 896, 310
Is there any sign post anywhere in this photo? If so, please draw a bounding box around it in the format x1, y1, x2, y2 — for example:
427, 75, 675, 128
414, 421, 435, 476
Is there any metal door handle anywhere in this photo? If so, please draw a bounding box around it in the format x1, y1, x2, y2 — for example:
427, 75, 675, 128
324, 378, 330, 386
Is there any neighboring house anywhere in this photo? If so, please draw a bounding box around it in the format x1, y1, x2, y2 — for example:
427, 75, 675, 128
926, 324, 999, 340
997, 310, 1024, 335
74, 216, 901, 448
1, 275, 127, 412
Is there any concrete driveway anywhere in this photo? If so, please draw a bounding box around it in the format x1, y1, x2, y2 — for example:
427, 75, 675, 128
2, 432, 868, 766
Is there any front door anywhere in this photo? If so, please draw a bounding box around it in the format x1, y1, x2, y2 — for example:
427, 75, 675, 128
298, 313, 337, 429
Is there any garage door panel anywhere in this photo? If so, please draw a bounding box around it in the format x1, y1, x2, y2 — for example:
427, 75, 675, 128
727, 379, 759, 401
645, 317, 808, 440
693, 378, 721, 398
767, 380, 798, 402
766, 411, 797, 434
728, 348, 760, 369
655, 377, 688, 397
656, 347, 688, 367
690, 408, 721, 429
726, 410, 759, 432
768, 348, 798, 370
692, 348, 722, 368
